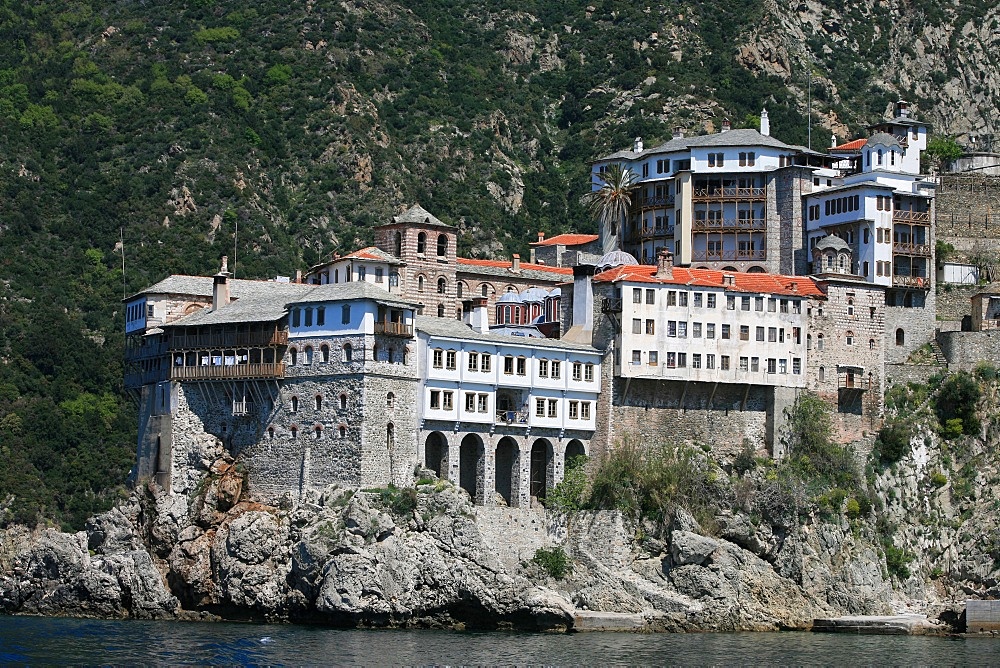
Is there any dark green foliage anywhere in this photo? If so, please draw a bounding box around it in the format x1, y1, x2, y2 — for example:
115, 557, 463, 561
545, 454, 588, 513
875, 421, 913, 464
532, 546, 570, 580
933, 372, 981, 439
377, 485, 418, 516
782, 393, 861, 492
884, 543, 914, 580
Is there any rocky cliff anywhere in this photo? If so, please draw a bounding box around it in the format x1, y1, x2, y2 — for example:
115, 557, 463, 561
2, 409, 991, 632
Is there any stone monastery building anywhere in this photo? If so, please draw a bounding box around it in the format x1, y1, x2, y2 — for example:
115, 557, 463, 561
125, 102, 938, 506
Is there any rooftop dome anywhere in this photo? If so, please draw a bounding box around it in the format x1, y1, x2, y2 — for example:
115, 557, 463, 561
520, 287, 549, 302
596, 249, 639, 271
865, 132, 902, 150
813, 235, 851, 252
496, 291, 524, 304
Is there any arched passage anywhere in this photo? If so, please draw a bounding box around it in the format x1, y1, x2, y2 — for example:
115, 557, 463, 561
495, 437, 520, 506
565, 439, 586, 463
530, 438, 553, 501
424, 432, 448, 478
460, 433, 484, 502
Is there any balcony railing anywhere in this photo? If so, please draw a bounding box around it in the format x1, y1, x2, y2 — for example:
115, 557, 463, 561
691, 248, 767, 262
638, 226, 675, 238
495, 410, 529, 425
893, 210, 930, 224
169, 362, 286, 381
692, 218, 766, 232
838, 376, 869, 391
692, 187, 766, 202
637, 195, 675, 208
124, 341, 168, 362
602, 298, 623, 313
892, 275, 929, 289
232, 401, 253, 416
373, 321, 413, 337
168, 329, 288, 350
893, 242, 931, 257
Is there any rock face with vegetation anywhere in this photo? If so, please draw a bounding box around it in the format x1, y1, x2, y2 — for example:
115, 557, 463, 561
4, 372, 1000, 631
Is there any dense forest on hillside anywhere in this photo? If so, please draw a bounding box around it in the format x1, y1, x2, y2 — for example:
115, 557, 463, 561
0, 0, 996, 529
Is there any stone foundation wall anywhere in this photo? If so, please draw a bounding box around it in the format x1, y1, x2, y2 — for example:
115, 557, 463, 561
607, 378, 772, 458
937, 330, 1000, 372
885, 363, 943, 387
884, 302, 936, 364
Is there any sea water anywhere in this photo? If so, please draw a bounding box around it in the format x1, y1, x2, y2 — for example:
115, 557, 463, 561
0, 615, 995, 665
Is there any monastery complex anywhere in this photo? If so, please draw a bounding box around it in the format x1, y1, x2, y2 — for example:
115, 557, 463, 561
124, 102, 989, 507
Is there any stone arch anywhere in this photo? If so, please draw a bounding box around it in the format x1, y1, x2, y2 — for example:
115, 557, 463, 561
494, 437, 520, 507
437, 234, 448, 257
424, 431, 448, 478
289, 347, 298, 366
566, 439, 586, 461
895, 328, 905, 346
722, 265, 738, 272
437, 277, 447, 294
530, 438, 554, 501
315, 394, 323, 411
459, 433, 485, 503
746, 265, 766, 273
417, 232, 427, 254
393, 231, 402, 256
339, 393, 348, 410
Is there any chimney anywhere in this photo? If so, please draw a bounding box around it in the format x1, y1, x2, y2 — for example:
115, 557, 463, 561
633, 136, 644, 153
790, 282, 799, 293
896, 100, 910, 118
721, 119, 731, 133
722, 273, 735, 286
760, 108, 770, 136
537, 232, 545, 243
655, 249, 674, 279
831, 134, 837, 148
562, 264, 596, 345
295, 269, 303, 284
212, 256, 232, 311
512, 253, 521, 272
672, 127, 684, 139
467, 297, 489, 334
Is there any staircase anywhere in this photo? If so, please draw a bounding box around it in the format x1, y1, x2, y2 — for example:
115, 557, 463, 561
929, 339, 949, 367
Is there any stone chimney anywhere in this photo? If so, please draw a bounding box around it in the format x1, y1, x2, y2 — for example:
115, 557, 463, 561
562, 264, 596, 345
896, 100, 910, 118
831, 134, 838, 148
212, 256, 232, 312
512, 253, 521, 272
655, 249, 674, 279
673, 127, 684, 139
466, 297, 489, 334
633, 137, 644, 153
721, 119, 731, 133
760, 108, 770, 136
537, 232, 545, 243
722, 273, 735, 286
294, 269, 303, 284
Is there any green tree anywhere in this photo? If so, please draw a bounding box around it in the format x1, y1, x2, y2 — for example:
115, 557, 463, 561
583, 163, 637, 254
924, 136, 963, 172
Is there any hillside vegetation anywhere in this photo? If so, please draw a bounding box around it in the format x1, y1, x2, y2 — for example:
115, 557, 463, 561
0, 0, 997, 528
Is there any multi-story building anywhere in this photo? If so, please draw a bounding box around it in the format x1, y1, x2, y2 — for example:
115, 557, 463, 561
590, 112, 836, 274
415, 300, 601, 507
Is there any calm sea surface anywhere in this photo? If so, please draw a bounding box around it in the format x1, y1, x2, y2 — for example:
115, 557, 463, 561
0, 615, 996, 665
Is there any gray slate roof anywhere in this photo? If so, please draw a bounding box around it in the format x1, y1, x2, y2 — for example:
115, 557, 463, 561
140, 275, 418, 328
381, 204, 454, 229
455, 264, 570, 284
596, 129, 823, 162
866, 132, 903, 150
415, 316, 599, 353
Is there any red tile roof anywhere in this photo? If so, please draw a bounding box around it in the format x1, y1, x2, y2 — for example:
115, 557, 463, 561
343, 247, 386, 261
530, 233, 600, 247
592, 264, 823, 298
457, 257, 574, 275
830, 138, 866, 152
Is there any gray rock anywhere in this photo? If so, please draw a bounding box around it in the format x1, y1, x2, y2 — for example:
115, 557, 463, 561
670, 530, 719, 566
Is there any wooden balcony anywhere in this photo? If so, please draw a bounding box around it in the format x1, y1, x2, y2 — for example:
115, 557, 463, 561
167, 329, 288, 350
692, 218, 766, 232
692, 187, 766, 202
892, 242, 931, 257
124, 370, 168, 390
373, 320, 413, 337
170, 363, 285, 381
124, 340, 168, 362
638, 226, 675, 239
691, 248, 766, 262
495, 410, 528, 425
892, 275, 929, 289
893, 210, 930, 224
601, 298, 623, 313
636, 195, 675, 209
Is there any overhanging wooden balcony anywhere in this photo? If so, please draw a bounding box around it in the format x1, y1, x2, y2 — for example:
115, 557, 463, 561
892, 242, 931, 257
170, 363, 285, 381
692, 218, 766, 232
692, 187, 765, 202
374, 320, 413, 337
891, 275, 929, 289
636, 195, 675, 209
168, 329, 288, 350
691, 248, 766, 262
893, 210, 930, 224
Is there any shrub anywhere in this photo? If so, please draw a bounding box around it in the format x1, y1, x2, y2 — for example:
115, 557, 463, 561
884, 544, 914, 579
930, 471, 948, 488
783, 393, 861, 491
933, 372, 981, 437
378, 485, 417, 516
194, 27, 241, 44
975, 362, 999, 382
546, 455, 588, 512
874, 421, 912, 464
532, 546, 570, 579
845, 497, 861, 519
732, 443, 757, 475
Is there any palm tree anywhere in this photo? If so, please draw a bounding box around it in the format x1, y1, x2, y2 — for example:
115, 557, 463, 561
584, 163, 637, 254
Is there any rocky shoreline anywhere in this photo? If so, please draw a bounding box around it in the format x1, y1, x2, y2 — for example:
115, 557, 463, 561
0, 456, 969, 633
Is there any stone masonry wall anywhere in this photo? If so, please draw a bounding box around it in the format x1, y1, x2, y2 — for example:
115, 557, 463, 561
937, 330, 1000, 372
